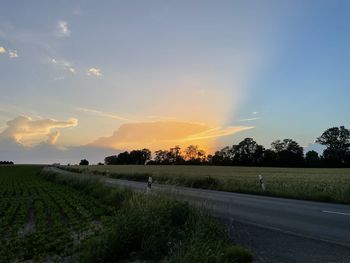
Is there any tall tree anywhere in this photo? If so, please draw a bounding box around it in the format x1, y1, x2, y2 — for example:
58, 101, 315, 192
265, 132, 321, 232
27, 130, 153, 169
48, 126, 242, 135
79, 159, 89, 165
271, 139, 304, 167
104, 155, 118, 165
154, 150, 169, 164
316, 126, 350, 166
231, 138, 264, 166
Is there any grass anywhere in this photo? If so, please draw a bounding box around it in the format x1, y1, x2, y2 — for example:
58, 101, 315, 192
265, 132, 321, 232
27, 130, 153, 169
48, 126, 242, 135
65, 165, 350, 204
1, 165, 253, 262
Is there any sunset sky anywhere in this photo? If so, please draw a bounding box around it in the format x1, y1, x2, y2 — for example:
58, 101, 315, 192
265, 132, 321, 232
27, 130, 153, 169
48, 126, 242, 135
1, 1, 350, 163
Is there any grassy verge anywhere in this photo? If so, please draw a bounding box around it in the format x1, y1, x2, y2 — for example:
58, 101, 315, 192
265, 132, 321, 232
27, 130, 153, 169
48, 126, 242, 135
41, 168, 253, 263
63, 165, 350, 204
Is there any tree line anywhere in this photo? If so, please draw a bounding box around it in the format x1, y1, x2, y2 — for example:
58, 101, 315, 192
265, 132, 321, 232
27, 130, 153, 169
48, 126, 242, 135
100, 126, 350, 168
0, 161, 14, 165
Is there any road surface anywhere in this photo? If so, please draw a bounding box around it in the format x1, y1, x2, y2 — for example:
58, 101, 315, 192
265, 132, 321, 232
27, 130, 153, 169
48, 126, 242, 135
46, 167, 350, 262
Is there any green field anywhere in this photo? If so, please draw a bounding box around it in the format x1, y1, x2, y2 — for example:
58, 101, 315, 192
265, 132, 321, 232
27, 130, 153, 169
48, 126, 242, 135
0, 166, 115, 262
68, 165, 350, 204
0, 165, 252, 262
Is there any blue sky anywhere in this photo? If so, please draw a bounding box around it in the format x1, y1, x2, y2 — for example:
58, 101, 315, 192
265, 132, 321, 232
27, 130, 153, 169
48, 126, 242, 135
0, 0, 350, 162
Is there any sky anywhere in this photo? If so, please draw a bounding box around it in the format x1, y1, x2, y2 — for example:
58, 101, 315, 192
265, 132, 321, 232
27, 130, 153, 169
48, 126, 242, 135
1, 0, 350, 163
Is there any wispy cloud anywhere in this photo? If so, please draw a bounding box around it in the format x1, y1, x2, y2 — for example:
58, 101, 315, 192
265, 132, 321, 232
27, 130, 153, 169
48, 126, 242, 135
57, 20, 71, 37
87, 67, 102, 77
51, 58, 76, 74
252, 111, 258, 115
238, 117, 259, 122
8, 49, 18, 58
77, 107, 131, 122
182, 126, 254, 141
0, 46, 6, 54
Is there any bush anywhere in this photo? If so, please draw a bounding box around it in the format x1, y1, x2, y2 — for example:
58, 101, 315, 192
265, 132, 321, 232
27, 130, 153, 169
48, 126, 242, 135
221, 246, 254, 263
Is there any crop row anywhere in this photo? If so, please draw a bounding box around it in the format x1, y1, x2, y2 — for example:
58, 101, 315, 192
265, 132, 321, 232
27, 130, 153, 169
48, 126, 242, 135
0, 168, 115, 262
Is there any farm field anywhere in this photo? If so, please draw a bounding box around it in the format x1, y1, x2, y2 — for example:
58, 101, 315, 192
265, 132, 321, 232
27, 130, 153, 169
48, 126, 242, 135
0, 165, 114, 262
0, 165, 252, 262
67, 165, 350, 204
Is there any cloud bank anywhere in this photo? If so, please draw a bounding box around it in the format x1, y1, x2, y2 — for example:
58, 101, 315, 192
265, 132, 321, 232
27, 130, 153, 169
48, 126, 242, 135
91, 121, 253, 150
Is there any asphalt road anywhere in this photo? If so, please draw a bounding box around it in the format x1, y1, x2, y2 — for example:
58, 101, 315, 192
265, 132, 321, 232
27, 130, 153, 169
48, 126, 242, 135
47, 167, 350, 262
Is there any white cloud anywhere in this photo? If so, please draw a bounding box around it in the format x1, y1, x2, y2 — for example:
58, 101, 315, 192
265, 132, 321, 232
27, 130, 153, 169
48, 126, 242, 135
0, 116, 78, 146
87, 67, 102, 77
57, 20, 71, 37
0, 46, 6, 54
8, 49, 18, 58
51, 58, 76, 74
238, 118, 259, 122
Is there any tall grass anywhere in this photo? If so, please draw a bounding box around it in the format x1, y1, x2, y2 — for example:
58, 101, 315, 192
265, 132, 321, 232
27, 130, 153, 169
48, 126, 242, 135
41, 169, 253, 263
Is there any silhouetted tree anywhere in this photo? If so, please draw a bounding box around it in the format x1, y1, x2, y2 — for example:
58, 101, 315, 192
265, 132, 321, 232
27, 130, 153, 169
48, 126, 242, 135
305, 150, 320, 167
129, 148, 151, 164
79, 159, 89, 165
231, 138, 264, 166
168, 145, 185, 164
316, 126, 350, 166
271, 139, 304, 167
185, 145, 206, 164
154, 150, 169, 164
211, 146, 233, 165
0, 161, 14, 165
117, 151, 130, 164
262, 149, 277, 166
104, 155, 118, 165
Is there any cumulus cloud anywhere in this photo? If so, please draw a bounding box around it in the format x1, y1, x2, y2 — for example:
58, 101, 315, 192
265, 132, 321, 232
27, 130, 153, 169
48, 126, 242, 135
0, 46, 6, 54
0, 116, 78, 146
87, 68, 102, 77
57, 20, 70, 37
91, 121, 252, 150
8, 49, 18, 58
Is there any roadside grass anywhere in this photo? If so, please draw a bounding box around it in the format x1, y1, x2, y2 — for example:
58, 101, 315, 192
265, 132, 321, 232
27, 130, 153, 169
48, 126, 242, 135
41, 168, 253, 262
64, 165, 350, 204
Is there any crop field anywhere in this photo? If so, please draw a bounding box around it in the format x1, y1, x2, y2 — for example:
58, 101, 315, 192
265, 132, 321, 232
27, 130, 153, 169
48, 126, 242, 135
68, 165, 350, 204
0, 165, 252, 262
0, 166, 114, 262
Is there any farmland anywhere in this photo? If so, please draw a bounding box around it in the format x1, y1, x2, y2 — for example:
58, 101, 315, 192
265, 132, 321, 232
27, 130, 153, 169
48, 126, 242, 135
67, 165, 350, 204
0, 165, 252, 262
0, 165, 114, 262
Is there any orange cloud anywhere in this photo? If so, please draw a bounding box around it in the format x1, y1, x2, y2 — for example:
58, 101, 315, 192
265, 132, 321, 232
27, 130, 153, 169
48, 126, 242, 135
0, 116, 78, 146
90, 121, 253, 152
